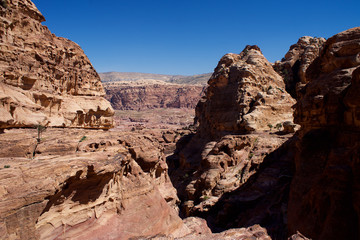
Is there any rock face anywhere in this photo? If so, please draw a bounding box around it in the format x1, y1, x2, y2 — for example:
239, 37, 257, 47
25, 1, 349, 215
104, 81, 205, 110
196, 45, 295, 139
0, 0, 114, 129
167, 46, 297, 238
273, 36, 326, 98
0, 128, 187, 240
289, 27, 360, 240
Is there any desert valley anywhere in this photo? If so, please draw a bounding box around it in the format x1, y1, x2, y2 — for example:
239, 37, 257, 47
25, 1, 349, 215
1, 1, 360, 240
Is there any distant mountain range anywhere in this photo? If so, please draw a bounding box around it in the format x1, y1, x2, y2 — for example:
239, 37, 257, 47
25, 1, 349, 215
99, 72, 212, 86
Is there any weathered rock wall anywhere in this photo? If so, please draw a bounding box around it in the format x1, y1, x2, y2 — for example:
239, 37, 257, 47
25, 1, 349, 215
289, 27, 360, 240
0, 129, 186, 240
0, 0, 114, 129
167, 46, 297, 238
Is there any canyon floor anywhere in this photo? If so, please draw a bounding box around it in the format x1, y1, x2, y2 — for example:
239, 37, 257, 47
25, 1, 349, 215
113, 108, 195, 131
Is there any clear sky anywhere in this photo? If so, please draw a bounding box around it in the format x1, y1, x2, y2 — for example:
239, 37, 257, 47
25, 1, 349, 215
32, 0, 359, 75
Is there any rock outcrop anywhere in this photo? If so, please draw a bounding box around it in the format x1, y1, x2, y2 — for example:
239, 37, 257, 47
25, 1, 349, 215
104, 81, 205, 110
0, 0, 114, 129
289, 27, 360, 240
167, 46, 297, 238
273, 36, 326, 98
0, 128, 187, 240
196, 45, 295, 138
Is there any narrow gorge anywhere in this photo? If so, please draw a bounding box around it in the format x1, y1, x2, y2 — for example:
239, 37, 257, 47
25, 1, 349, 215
0, 1, 360, 240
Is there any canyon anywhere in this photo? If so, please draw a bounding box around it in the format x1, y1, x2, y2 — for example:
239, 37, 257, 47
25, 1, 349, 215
0, 0, 360, 240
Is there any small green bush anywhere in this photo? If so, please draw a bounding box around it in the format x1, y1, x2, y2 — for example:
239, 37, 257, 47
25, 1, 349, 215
76, 136, 87, 152
79, 136, 87, 142
35, 124, 46, 143
4, 165, 10, 168
202, 195, 210, 201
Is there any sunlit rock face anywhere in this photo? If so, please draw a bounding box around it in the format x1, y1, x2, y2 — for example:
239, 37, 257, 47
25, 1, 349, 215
0, 0, 114, 129
196, 45, 295, 139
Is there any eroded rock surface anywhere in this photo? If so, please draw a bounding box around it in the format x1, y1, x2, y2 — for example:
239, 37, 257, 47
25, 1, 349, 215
196, 45, 295, 138
0, 0, 114, 129
273, 36, 325, 98
167, 46, 297, 238
0, 128, 186, 240
289, 27, 360, 240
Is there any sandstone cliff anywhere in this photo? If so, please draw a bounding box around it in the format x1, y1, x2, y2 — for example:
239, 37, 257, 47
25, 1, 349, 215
104, 81, 205, 110
0, 0, 114, 129
288, 26, 360, 240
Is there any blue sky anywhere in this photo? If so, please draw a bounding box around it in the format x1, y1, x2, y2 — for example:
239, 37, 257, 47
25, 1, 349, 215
32, 0, 359, 75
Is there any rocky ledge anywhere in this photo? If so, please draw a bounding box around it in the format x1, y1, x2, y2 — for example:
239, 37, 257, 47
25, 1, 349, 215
0, 128, 183, 239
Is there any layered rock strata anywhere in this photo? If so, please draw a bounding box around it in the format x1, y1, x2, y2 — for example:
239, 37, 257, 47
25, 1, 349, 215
104, 81, 205, 110
0, 0, 114, 129
288, 27, 360, 240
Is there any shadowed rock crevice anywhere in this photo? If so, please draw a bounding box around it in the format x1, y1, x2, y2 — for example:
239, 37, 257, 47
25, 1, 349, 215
166, 44, 298, 239
289, 27, 360, 240
196, 136, 297, 240
273, 36, 326, 99
40, 165, 114, 215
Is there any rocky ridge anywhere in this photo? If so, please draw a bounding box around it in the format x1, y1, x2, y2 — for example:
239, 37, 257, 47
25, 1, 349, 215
0, 0, 114, 129
100, 72, 212, 86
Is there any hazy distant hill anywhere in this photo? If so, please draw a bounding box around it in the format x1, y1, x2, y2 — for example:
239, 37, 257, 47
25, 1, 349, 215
99, 72, 212, 86
167, 73, 212, 85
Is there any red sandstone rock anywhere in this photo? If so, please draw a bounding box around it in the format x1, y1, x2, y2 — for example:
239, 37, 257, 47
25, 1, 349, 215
0, 0, 114, 129
0, 128, 187, 240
